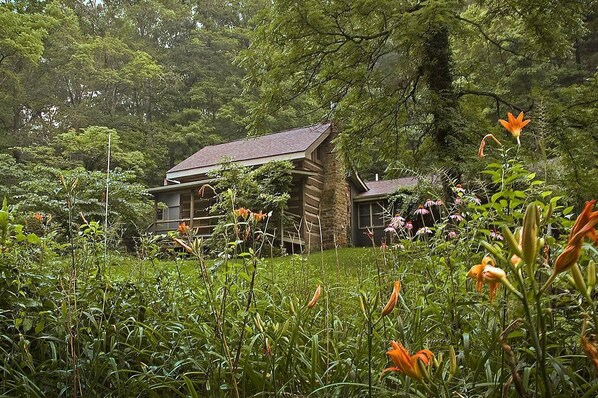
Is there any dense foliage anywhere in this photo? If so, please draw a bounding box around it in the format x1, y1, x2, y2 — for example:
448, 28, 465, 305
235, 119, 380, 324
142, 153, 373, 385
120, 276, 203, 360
2, 132, 598, 396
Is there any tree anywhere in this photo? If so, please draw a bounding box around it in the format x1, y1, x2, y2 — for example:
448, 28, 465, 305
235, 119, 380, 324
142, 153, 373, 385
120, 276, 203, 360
243, 0, 597, 200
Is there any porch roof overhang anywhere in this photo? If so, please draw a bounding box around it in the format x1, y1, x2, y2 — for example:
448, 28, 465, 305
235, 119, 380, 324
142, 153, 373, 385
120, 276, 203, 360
148, 178, 213, 194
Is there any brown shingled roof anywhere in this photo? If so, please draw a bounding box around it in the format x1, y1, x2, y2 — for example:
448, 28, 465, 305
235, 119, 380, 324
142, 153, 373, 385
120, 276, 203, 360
168, 123, 332, 174
355, 177, 419, 199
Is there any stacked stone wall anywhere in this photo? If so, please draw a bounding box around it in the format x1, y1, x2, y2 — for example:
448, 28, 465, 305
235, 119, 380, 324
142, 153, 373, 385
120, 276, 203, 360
319, 124, 351, 249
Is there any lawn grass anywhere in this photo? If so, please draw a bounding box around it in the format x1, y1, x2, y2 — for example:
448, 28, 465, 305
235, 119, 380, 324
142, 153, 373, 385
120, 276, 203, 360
107, 247, 382, 291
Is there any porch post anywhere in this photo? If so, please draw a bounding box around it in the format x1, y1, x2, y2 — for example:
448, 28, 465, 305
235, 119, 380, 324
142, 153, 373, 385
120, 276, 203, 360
280, 208, 284, 249
189, 190, 195, 229
152, 200, 157, 233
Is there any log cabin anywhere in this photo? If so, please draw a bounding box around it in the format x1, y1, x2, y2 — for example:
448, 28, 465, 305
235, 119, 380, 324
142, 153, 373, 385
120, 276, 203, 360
149, 122, 419, 250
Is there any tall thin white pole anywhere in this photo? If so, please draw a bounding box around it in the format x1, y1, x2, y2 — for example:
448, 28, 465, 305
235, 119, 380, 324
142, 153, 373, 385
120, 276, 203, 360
104, 132, 111, 268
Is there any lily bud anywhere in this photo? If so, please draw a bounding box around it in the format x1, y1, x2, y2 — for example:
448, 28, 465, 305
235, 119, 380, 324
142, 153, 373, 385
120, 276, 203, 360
307, 285, 322, 309
449, 346, 457, 375
254, 313, 264, 333
381, 280, 401, 317
521, 203, 538, 267
416, 357, 431, 382
502, 225, 523, 259
588, 261, 596, 290
571, 263, 588, 296
289, 299, 296, 315
359, 293, 368, 318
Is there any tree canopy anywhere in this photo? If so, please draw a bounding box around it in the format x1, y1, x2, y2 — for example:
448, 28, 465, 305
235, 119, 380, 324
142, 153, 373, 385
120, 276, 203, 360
0, 0, 597, 227
243, 0, 597, 200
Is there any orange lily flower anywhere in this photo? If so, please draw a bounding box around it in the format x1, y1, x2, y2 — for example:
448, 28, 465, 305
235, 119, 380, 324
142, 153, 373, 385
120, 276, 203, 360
307, 285, 322, 309
177, 222, 190, 235
467, 257, 507, 302
499, 112, 530, 145
381, 280, 401, 317
383, 341, 434, 381
252, 211, 267, 222
234, 207, 250, 219
467, 256, 495, 293
554, 200, 598, 275
33, 212, 44, 222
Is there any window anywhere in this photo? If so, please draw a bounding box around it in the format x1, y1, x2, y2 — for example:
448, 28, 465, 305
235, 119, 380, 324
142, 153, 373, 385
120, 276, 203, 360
312, 146, 322, 163
358, 202, 386, 229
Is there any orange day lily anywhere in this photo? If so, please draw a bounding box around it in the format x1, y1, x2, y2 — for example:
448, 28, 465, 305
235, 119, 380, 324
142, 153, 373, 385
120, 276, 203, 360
499, 112, 530, 145
467, 256, 507, 302
383, 341, 434, 381
234, 207, 250, 219
252, 211, 267, 222
467, 256, 520, 302
554, 200, 598, 275
177, 222, 190, 235
381, 280, 401, 317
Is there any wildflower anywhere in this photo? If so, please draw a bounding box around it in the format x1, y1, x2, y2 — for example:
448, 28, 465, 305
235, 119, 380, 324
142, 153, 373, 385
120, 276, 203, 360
448, 230, 458, 239
380, 241, 388, 251
389, 215, 405, 229
307, 285, 322, 309
471, 196, 482, 205
414, 205, 429, 216
381, 280, 401, 317
385, 215, 405, 233
467, 257, 504, 302
449, 213, 464, 222
424, 199, 436, 208
454, 184, 466, 193
33, 212, 43, 222
234, 207, 250, 219
553, 200, 598, 275
435, 199, 444, 206
252, 211, 267, 222
499, 112, 530, 145
467, 257, 495, 293
477, 134, 502, 159
415, 227, 432, 236
490, 229, 504, 241
468, 257, 521, 301
454, 198, 463, 205
383, 341, 434, 381
405, 221, 414, 230
177, 222, 190, 235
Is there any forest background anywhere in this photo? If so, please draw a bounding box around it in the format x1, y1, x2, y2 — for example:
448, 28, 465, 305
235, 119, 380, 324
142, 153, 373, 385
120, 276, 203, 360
1, 0, 597, 230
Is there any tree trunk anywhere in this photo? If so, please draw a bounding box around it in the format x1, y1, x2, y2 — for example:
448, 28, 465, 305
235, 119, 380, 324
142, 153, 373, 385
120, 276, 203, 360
421, 24, 462, 196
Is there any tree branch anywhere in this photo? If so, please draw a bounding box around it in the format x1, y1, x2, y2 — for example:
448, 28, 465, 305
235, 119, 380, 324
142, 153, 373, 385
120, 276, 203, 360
457, 89, 526, 112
